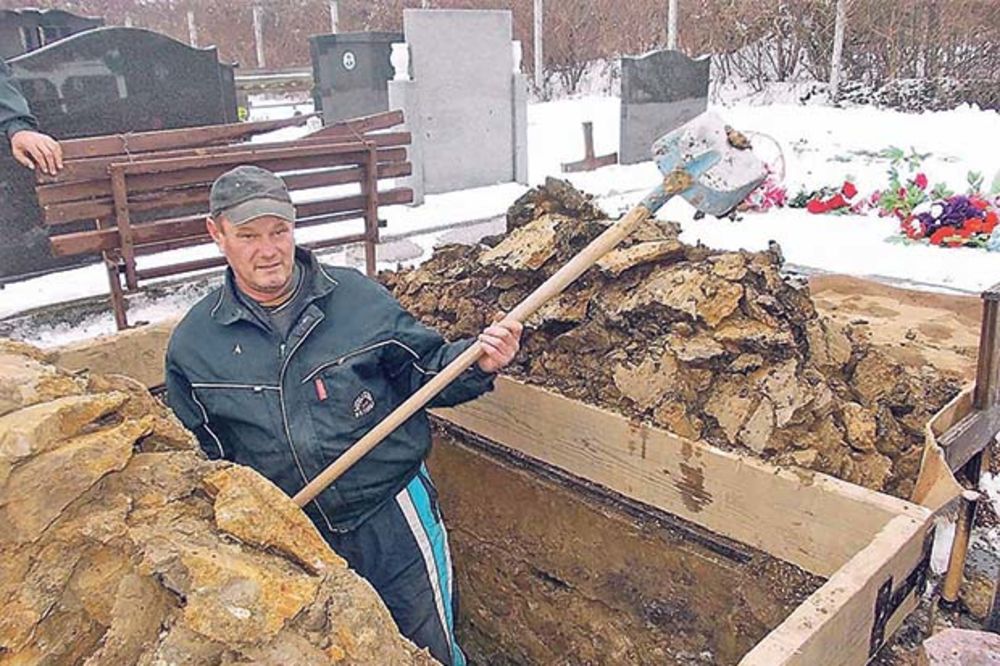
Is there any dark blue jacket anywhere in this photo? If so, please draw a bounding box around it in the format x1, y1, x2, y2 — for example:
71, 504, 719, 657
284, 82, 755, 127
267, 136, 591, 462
0, 59, 37, 139
165, 248, 494, 532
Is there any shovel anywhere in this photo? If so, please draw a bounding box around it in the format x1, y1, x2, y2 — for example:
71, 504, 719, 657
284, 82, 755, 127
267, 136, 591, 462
293, 111, 767, 508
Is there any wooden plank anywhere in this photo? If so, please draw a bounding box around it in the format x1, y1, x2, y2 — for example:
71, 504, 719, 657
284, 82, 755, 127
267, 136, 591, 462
117, 141, 370, 176
432, 377, 920, 577
50, 183, 410, 258
55, 115, 316, 161
361, 145, 380, 276
43, 184, 210, 226
307, 109, 405, 138
974, 298, 999, 410
38, 147, 409, 214
134, 231, 372, 281
740, 512, 934, 666
132, 209, 372, 257
912, 387, 968, 510
296, 187, 412, 220
43, 151, 409, 227
38, 131, 411, 202
109, 167, 138, 290
43, 140, 362, 185
940, 404, 1000, 470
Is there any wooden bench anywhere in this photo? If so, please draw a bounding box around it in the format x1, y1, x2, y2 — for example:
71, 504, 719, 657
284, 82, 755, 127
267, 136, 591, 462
35, 110, 413, 329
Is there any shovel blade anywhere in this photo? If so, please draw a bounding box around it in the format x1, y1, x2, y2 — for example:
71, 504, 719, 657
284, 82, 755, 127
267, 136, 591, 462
651, 111, 767, 217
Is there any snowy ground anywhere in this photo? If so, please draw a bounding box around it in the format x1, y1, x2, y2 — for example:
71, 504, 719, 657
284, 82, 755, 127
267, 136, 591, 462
2, 94, 999, 345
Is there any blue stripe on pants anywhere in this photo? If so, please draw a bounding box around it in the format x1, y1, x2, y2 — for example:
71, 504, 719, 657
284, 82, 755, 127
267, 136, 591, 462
406, 465, 465, 666
311, 468, 466, 666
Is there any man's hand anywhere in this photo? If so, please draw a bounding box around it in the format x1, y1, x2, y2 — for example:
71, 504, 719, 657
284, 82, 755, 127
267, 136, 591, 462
476, 318, 523, 374
10, 129, 63, 175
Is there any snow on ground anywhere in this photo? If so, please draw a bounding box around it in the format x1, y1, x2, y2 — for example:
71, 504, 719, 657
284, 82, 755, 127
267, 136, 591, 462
2, 93, 999, 344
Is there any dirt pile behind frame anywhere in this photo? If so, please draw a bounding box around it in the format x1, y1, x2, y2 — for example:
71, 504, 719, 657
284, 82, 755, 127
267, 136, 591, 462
382, 179, 960, 498
0, 340, 436, 665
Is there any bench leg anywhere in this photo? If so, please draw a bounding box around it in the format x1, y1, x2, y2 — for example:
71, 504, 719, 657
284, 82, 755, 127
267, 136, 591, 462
103, 251, 128, 330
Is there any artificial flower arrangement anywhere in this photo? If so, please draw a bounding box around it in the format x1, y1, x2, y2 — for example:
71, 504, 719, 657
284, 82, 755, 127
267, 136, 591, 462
742, 145, 1000, 251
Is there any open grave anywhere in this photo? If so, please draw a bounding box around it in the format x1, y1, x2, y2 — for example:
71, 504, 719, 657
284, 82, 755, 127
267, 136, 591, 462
5, 181, 990, 664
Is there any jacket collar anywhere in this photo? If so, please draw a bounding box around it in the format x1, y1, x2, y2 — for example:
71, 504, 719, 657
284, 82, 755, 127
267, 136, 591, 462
211, 247, 339, 326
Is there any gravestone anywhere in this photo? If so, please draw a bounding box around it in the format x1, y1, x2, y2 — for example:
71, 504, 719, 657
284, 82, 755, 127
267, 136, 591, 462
619, 50, 710, 165
388, 10, 528, 204
1, 27, 238, 281
310, 32, 401, 124
0, 8, 103, 59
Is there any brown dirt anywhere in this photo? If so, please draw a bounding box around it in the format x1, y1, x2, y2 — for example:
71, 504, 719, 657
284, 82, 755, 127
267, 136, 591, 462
429, 426, 821, 666
809, 275, 981, 383
0, 340, 435, 665
383, 178, 963, 499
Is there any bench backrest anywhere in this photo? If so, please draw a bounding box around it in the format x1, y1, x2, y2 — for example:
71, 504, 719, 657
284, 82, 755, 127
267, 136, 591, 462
36, 110, 413, 329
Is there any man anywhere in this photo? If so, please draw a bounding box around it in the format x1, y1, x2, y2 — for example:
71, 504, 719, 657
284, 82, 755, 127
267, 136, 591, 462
165, 165, 521, 666
1, 59, 62, 174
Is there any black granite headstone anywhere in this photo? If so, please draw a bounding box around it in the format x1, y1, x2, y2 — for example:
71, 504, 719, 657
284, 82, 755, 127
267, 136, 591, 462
0, 8, 103, 60
1, 27, 238, 281
310, 32, 402, 125
619, 50, 710, 165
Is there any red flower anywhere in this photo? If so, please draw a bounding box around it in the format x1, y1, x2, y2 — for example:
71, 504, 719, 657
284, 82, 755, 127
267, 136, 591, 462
970, 197, 989, 210
806, 199, 828, 214
963, 218, 983, 234
841, 181, 858, 199
984, 211, 999, 233
914, 173, 928, 190
929, 226, 957, 245
827, 193, 848, 209
898, 187, 907, 198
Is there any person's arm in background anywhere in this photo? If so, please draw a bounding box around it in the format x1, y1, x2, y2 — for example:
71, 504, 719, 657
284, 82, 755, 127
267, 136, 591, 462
1, 59, 62, 174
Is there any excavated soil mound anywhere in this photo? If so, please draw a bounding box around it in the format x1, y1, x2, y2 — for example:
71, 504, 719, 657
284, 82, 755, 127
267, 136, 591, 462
0, 340, 435, 665
383, 179, 960, 498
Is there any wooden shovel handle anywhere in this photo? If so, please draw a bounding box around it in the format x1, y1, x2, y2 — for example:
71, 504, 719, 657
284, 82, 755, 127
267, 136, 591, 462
293, 203, 653, 507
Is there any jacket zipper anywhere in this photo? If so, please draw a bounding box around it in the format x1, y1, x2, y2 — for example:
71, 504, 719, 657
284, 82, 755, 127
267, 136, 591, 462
301, 338, 423, 384
277, 316, 337, 533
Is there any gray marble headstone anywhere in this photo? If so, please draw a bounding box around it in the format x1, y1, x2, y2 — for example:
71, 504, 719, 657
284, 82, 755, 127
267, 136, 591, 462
388, 9, 528, 203
619, 50, 710, 165
1, 27, 237, 281
310, 32, 401, 124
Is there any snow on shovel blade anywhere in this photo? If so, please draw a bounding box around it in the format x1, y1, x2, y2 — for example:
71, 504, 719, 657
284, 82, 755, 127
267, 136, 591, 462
651, 111, 768, 217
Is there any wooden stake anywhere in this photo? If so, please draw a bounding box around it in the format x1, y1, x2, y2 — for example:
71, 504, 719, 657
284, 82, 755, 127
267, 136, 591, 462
940, 489, 980, 606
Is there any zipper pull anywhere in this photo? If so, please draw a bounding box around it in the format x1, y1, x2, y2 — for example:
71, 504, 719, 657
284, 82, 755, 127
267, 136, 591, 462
279, 343, 286, 359
314, 378, 328, 401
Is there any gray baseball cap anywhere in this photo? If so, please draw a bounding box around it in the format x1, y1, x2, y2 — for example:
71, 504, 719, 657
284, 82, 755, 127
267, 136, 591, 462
209, 165, 296, 225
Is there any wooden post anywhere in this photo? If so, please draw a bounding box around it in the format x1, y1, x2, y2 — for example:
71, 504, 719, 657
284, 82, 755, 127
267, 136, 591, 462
96, 217, 128, 330
666, 0, 678, 50
938, 282, 1000, 471
253, 5, 266, 69
533, 0, 544, 90
829, 0, 847, 99
974, 283, 1000, 410
109, 165, 139, 291
360, 143, 379, 277
329, 0, 339, 33
940, 490, 980, 607
561, 121, 617, 173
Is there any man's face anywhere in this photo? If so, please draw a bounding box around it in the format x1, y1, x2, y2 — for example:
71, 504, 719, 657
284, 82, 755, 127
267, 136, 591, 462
207, 214, 295, 301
